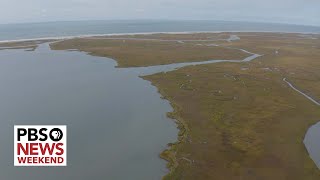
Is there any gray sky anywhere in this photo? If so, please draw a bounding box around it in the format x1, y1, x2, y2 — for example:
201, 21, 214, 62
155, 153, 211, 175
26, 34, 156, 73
0, 0, 319, 26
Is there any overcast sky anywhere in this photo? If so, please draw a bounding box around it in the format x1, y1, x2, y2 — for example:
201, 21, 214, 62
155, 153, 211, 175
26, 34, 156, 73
0, 0, 319, 26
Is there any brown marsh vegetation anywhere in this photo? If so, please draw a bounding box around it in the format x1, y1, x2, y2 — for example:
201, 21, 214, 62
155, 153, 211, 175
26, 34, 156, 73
51, 32, 320, 179
50, 33, 248, 67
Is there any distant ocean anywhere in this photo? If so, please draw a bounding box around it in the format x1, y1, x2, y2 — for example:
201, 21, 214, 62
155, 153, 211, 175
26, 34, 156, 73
0, 20, 319, 41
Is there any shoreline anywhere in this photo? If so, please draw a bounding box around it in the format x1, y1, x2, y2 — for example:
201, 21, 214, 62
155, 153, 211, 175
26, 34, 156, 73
5, 32, 320, 178
144, 66, 320, 179
142, 77, 189, 179
0, 30, 319, 44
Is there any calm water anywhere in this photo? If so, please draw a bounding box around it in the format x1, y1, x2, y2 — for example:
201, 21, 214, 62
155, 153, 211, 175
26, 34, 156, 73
0, 34, 263, 179
0, 20, 320, 41
304, 122, 320, 169
0, 20, 319, 178
0, 44, 178, 180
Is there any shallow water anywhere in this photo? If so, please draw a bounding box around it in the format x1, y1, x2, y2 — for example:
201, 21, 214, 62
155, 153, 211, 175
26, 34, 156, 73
304, 122, 320, 168
0, 44, 178, 180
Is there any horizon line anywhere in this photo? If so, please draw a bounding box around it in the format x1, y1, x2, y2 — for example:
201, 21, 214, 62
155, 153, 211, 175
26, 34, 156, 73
0, 19, 319, 28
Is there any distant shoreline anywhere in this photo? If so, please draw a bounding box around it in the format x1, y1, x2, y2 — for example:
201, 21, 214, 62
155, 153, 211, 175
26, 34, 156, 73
0, 30, 319, 43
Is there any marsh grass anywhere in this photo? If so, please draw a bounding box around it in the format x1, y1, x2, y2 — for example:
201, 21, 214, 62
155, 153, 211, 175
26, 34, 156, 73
50, 34, 248, 67
50, 32, 320, 179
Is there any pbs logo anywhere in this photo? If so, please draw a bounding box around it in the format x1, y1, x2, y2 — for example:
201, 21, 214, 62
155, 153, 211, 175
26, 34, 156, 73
14, 125, 67, 166
50, 128, 63, 141
16, 126, 65, 142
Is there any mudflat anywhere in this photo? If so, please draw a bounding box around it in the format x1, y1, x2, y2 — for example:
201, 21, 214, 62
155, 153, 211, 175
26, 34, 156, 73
0, 40, 52, 50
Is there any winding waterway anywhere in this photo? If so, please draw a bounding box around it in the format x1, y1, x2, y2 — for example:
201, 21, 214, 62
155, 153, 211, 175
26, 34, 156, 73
0, 41, 266, 180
